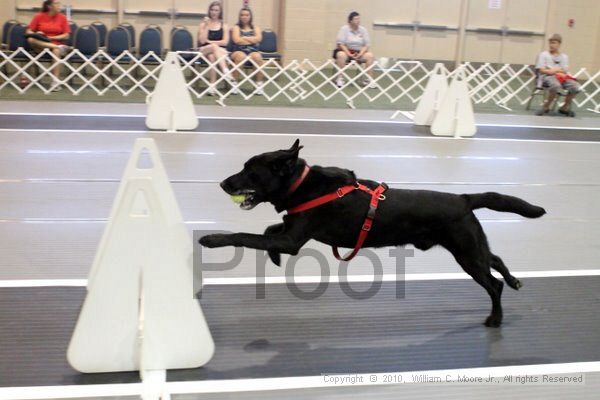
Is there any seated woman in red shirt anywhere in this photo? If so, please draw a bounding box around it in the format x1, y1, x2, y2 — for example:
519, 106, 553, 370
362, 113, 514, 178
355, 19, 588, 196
26, 0, 71, 89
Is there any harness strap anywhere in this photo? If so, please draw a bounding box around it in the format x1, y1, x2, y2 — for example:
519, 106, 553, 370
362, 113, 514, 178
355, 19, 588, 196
286, 181, 388, 262
286, 184, 359, 214
332, 183, 387, 261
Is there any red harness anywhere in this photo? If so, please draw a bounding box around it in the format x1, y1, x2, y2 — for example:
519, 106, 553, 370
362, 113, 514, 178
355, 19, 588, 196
286, 166, 388, 261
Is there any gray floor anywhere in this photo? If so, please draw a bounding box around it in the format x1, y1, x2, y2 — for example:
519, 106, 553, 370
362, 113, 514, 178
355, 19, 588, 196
0, 105, 599, 398
1, 128, 599, 280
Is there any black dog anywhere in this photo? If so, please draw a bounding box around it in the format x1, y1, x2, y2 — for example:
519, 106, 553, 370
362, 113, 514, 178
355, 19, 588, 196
200, 139, 546, 327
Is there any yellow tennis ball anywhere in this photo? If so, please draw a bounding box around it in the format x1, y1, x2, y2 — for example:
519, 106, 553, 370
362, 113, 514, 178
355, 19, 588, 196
231, 194, 246, 204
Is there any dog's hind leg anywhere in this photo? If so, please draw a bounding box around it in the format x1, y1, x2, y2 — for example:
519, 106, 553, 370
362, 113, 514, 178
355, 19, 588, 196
465, 264, 504, 328
443, 215, 504, 327
264, 223, 285, 266
491, 254, 522, 290
449, 244, 505, 327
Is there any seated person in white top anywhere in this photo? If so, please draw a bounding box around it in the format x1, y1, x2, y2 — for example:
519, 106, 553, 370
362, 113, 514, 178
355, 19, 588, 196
535, 33, 581, 117
334, 11, 375, 88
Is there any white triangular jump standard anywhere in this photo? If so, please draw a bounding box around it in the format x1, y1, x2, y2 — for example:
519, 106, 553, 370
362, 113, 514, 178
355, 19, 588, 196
413, 63, 448, 126
430, 66, 476, 137
68, 139, 214, 380
146, 52, 198, 132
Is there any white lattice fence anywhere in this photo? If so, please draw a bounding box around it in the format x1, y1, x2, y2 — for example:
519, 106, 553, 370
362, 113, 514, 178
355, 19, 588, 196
1, 48, 599, 112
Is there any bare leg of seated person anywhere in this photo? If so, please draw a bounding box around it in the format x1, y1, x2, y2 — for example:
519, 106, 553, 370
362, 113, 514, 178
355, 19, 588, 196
335, 51, 348, 87
537, 76, 561, 116
558, 80, 580, 117
249, 52, 264, 95
230, 51, 249, 94
27, 38, 68, 90
359, 52, 376, 88
205, 53, 217, 94
214, 46, 233, 84
200, 43, 232, 93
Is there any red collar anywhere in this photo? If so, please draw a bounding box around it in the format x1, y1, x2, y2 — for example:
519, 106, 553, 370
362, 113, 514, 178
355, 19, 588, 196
287, 165, 310, 195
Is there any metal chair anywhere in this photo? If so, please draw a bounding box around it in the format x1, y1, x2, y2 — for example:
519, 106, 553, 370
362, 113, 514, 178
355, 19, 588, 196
118, 22, 136, 49
1, 19, 19, 50
525, 68, 566, 111
259, 30, 281, 64
91, 21, 108, 48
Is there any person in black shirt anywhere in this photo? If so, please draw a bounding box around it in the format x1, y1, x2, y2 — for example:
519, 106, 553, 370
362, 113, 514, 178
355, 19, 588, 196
197, 1, 232, 94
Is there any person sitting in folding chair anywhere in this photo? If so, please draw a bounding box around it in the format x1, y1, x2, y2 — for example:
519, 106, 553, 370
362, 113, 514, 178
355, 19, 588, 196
333, 11, 376, 89
197, 1, 233, 95
25, 0, 71, 91
230, 7, 265, 96
535, 33, 581, 117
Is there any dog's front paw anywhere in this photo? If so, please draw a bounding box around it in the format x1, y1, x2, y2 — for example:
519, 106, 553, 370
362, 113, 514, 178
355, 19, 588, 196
268, 250, 281, 266
199, 234, 230, 248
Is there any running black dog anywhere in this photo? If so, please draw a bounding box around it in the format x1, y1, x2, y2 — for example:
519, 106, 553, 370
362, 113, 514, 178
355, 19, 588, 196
199, 139, 546, 327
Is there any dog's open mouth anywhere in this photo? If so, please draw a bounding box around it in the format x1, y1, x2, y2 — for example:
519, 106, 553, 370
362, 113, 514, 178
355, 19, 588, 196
231, 190, 258, 210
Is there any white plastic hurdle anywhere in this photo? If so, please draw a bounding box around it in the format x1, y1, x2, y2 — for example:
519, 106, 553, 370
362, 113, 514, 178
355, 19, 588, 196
413, 63, 448, 126
430, 65, 476, 138
409, 63, 476, 138
68, 138, 214, 400
146, 52, 198, 132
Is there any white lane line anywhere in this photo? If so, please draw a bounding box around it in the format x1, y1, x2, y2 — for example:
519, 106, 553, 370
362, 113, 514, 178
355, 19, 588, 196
0, 112, 146, 118
0, 218, 598, 225
0, 279, 88, 287
0, 112, 413, 125
1, 111, 599, 131
0, 128, 152, 134
167, 362, 600, 393
2, 179, 600, 187
478, 123, 600, 131
0, 383, 144, 400
195, 131, 600, 144
0, 361, 598, 399
1, 269, 599, 288
1, 128, 600, 145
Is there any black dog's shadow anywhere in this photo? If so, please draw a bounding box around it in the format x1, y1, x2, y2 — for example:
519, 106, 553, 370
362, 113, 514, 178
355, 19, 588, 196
167, 311, 550, 382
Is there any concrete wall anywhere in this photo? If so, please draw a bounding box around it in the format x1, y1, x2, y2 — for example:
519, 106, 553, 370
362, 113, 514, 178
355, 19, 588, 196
282, 0, 600, 70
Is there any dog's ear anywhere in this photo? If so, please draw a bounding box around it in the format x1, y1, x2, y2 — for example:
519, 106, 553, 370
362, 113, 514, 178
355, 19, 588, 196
284, 139, 303, 156
290, 139, 301, 151
272, 142, 302, 176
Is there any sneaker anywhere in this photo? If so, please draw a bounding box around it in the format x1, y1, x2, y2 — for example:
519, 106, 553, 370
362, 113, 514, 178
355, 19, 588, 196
255, 82, 264, 96
230, 84, 239, 95
49, 77, 63, 92
223, 71, 235, 86
363, 77, 377, 89
335, 77, 345, 88
535, 108, 549, 116
207, 86, 217, 96
558, 108, 576, 117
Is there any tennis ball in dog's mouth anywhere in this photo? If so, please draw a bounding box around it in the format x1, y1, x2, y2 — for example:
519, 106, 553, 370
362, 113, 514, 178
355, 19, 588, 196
230, 194, 246, 204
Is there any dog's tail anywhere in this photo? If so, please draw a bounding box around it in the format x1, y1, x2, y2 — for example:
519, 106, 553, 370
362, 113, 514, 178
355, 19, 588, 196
462, 192, 546, 218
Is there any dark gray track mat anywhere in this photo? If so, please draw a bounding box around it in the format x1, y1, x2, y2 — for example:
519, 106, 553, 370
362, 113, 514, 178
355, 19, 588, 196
1, 276, 599, 387
1, 115, 600, 142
